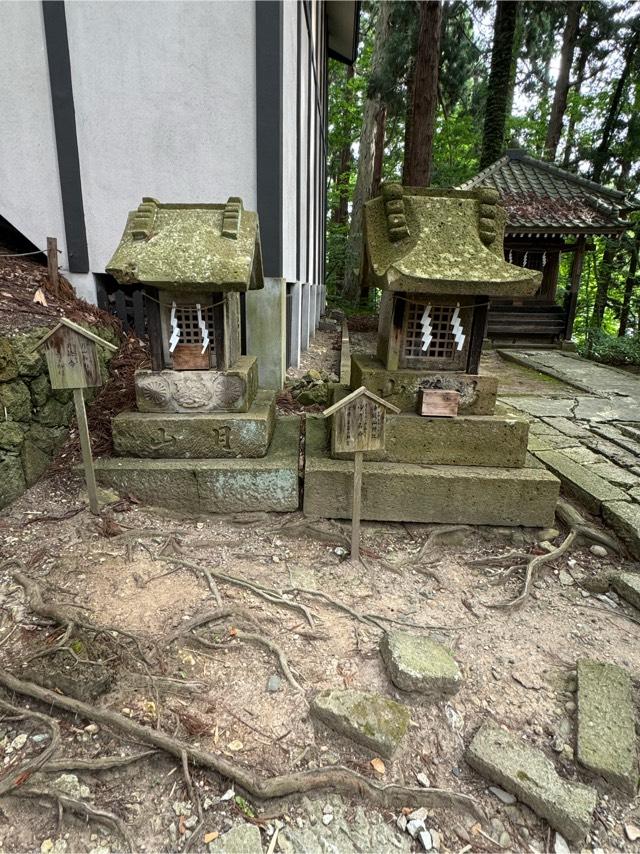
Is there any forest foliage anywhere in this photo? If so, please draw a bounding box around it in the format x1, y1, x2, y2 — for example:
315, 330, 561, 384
326, 0, 640, 363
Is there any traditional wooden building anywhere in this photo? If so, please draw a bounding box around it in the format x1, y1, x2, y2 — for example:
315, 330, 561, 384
461, 149, 639, 347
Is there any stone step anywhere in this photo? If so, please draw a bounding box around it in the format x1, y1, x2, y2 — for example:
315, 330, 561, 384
325, 413, 529, 467
304, 420, 559, 527
466, 722, 597, 844
94, 417, 300, 514
611, 572, 640, 610
112, 390, 276, 459
590, 424, 640, 460
533, 449, 628, 513
577, 659, 638, 796
602, 502, 640, 559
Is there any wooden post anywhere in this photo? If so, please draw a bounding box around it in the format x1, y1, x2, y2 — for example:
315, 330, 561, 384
73, 388, 99, 515
47, 237, 59, 299
144, 288, 165, 371
351, 450, 363, 563
564, 236, 586, 341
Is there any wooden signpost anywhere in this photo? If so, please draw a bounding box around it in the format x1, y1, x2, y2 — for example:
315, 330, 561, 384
33, 318, 117, 514
323, 387, 400, 563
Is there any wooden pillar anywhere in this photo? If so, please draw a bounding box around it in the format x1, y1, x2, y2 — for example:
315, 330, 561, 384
47, 237, 59, 299
73, 388, 98, 515
564, 236, 586, 341
211, 294, 227, 370
467, 297, 489, 375
351, 450, 363, 564
143, 287, 165, 371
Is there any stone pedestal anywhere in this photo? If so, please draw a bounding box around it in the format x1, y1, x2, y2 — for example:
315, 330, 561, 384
351, 353, 498, 415
113, 390, 276, 459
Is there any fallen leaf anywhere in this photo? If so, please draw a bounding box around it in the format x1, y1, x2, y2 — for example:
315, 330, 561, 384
625, 824, 640, 842
203, 832, 219, 844
227, 739, 243, 751
33, 288, 47, 306
178, 815, 186, 835
470, 822, 482, 836
370, 757, 385, 775
213, 723, 219, 744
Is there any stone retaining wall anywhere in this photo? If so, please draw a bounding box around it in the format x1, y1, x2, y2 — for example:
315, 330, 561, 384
0, 325, 118, 510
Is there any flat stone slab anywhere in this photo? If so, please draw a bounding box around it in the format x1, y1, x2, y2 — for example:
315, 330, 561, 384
311, 689, 410, 758
209, 824, 263, 853
533, 449, 627, 513
112, 390, 275, 459
602, 501, 640, 559
329, 413, 528, 467
611, 572, 640, 610
135, 356, 258, 413
380, 631, 462, 695
305, 419, 559, 527
351, 354, 497, 414
577, 659, 638, 796
466, 722, 597, 844
94, 417, 299, 514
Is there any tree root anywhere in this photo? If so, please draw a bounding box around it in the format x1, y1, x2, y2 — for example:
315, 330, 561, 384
219, 629, 304, 693
556, 498, 621, 552
0, 669, 483, 820
41, 751, 158, 773
487, 530, 578, 610
0, 699, 60, 795
165, 607, 262, 644
7, 563, 153, 665
16, 787, 134, 852
414, 526, 471, 563
159, 557, 315, 626
282, 586, 385, 631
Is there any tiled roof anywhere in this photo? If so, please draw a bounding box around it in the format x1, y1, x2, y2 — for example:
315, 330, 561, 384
459, 150, 639, 235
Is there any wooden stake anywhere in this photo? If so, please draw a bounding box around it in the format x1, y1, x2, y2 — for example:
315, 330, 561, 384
47, 237, 59, 299
351, 450, 363, 563
73, 388, 99, 515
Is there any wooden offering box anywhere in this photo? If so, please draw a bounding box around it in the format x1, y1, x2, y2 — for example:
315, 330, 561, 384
419, 389, 460, 417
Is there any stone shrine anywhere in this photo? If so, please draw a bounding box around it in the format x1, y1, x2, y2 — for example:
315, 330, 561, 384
93, 198, 299, 512
304, 184, 560, 526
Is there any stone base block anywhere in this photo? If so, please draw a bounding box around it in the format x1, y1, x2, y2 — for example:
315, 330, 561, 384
304, 419, 558, 527
94, 417, 300, 514
112, 390, 275, 459
350, 353, 498, 415
326, 412, 529, 467
134, 356, 258, 413
602, 501, 640, 559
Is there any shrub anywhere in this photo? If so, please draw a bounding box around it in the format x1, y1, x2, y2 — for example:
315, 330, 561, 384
579, 332, 640, 367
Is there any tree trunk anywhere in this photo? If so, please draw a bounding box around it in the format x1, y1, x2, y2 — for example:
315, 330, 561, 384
401, 59, 416, 185
562, 38, 588, 168
342, 1, 391, 302
480, 1, 518, 170
331, 65, 355, 227
372, 104, 387, 198
619, 232, 638, 337
403, 0, 443, 186
591, 28, 640, 183
544, 2, 581, 161
592, 242, 619, 330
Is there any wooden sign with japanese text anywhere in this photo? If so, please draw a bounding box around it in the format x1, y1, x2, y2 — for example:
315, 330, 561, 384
42, 325, 103, 389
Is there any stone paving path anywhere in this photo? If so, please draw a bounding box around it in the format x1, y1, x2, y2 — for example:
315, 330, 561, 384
497, 350, 640, 557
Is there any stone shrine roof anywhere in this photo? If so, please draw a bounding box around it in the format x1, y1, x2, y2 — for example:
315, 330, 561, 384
107, 198, 264, 293
364, 185, 541, 297
459, 150, 639, 236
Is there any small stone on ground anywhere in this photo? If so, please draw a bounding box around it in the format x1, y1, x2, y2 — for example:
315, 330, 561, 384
380, 631, 462, 695
209, 823, 263, 854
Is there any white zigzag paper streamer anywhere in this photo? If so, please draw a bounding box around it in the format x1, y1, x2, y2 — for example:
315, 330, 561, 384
420, 304, 432, 352
169, 301, 181, 353
196, 303, 210, 354
450, 303, 465, 351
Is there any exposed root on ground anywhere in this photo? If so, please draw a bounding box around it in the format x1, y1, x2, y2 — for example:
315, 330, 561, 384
555, 498, 621, 552
160, 557, 315, 626
0, 669, 483, 822
7, 563, 153, 665
0, 699, 60, 795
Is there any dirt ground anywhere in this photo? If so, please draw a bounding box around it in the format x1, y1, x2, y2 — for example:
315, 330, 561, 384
1, 467, 640, 853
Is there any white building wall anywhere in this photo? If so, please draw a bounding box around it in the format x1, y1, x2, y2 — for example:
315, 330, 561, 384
66, 0, 257, 286
0, 4, 67, 265
282, 0, 298, 284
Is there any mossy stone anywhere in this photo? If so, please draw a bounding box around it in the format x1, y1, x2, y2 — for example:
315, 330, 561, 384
0, 380, 32, 422
311, 689, 410, 757
36, 396, 74, 427
30, 373, 52, 408
10, 327, 49, 378
0, 339, 18, 381
380, 631, 462, 695
0, 455, 26, 509
0, 421, 25, 452
21, 439, 50, 487
24, 423, 67, 456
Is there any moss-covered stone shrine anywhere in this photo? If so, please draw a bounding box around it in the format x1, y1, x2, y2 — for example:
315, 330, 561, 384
304, 184, 560, 526
93, 198, 299, 512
